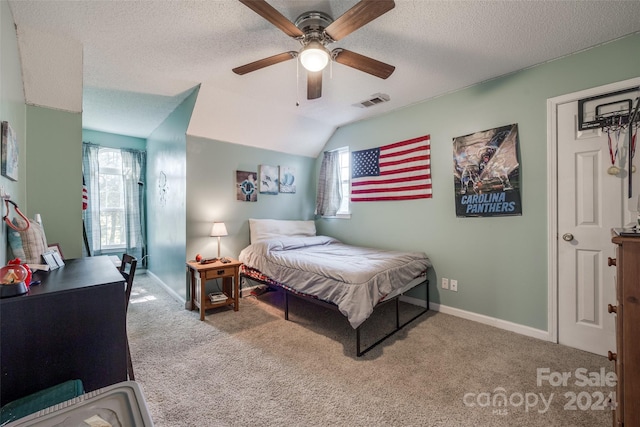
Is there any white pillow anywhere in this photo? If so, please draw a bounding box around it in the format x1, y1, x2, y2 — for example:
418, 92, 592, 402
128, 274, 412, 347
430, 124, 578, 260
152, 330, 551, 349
249, 219, 316, 243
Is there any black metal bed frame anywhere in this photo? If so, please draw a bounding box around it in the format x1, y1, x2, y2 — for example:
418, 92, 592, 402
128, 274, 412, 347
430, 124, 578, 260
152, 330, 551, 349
284, 279, 430, 356
242, 271, 430, 357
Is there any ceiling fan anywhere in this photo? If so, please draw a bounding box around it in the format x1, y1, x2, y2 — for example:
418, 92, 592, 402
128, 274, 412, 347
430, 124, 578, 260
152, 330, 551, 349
233, 0, 396, 100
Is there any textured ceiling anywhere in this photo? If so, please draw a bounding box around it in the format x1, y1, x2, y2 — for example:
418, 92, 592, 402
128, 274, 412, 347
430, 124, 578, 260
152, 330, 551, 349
8, 0, 640, 157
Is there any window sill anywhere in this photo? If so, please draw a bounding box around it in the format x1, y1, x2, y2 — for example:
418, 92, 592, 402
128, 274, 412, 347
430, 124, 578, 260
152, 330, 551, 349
321, 213, 351, 219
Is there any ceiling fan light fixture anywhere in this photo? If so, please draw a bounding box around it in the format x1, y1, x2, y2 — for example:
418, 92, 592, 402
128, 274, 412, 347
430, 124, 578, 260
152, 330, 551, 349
299, 40, 330, 72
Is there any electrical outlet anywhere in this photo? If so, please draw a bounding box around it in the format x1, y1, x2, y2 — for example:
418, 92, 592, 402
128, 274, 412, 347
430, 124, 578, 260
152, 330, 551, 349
441, 278, 449, 289
450, 279, 458, 292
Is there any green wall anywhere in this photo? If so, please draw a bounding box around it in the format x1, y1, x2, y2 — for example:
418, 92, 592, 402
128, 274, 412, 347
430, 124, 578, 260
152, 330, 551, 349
0, 0, 26, 264
82, 129, 146, 151
185, 137, 316, 267
3, 2, 83, 262
25, 106, 83, 259
146, 87, 198, 299
317, 33, 640, 332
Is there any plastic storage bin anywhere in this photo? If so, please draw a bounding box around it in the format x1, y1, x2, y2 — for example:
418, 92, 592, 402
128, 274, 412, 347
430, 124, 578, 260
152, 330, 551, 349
4, 381, 153, 427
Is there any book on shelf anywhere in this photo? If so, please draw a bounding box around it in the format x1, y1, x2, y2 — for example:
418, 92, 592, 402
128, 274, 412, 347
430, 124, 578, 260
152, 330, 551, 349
209, 292, 227, 303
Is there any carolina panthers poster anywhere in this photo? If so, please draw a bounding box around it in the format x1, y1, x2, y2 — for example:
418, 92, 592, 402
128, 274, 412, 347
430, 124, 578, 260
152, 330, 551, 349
453, 123, 522, 217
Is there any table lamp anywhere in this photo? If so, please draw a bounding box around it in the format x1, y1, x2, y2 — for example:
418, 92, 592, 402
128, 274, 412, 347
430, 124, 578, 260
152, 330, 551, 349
210, 222, 228, 258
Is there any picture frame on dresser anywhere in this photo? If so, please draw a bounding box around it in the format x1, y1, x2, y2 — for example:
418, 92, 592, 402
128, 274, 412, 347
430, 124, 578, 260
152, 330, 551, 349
42, 250, 63, 270
48, 243, 64, 260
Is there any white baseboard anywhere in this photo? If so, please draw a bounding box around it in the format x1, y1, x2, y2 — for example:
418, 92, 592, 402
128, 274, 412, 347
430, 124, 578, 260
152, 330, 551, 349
145, 272, 551, 343
401, 295, 551, 342
144, 271, 263, 302
145, 270, 184, 304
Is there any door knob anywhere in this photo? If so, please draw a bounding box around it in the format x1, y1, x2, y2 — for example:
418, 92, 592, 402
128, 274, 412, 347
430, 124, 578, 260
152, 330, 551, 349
608, 351, 617, 361
562, 233, 574, 242
608, 257, 616, 266
608, 304, 617, 314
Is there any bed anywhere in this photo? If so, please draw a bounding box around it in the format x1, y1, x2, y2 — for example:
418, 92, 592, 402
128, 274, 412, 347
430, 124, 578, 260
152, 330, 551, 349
239, 219, 432, 356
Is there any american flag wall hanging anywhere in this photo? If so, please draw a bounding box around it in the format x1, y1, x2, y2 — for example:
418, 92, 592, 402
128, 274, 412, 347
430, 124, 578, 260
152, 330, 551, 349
82, 175, 88, 210
351, 135, 432, 202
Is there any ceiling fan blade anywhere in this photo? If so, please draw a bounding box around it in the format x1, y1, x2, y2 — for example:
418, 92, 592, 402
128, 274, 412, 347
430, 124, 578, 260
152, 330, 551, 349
239, 0, 304, 38
332, 49, 395, 79
324, 0, 395, 41
307, 71, 322, 100
233, 52, 297, 75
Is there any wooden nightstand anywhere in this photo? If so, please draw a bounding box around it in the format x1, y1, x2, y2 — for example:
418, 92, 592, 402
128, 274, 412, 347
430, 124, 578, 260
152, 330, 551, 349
186, 258, 242, 321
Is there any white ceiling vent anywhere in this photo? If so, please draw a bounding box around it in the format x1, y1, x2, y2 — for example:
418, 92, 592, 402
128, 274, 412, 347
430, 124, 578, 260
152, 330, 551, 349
354, 93, 390, 108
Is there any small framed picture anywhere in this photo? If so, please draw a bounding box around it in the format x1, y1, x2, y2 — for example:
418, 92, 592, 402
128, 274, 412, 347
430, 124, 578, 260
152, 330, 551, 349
258, 165, 279, 194
279, 166, 296, 193
52, 251, 65, 267
42, 250, 60, 270
236, 170, 258, 202
48, 243, 64, 260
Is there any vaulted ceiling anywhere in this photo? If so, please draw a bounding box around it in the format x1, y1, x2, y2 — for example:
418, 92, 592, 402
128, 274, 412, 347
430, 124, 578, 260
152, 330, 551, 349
8, 0, 640, 157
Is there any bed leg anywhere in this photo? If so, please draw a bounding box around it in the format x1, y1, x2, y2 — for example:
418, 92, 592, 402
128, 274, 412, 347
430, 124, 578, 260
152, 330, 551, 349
284, 290, 289, 321
356, 279, 430, 357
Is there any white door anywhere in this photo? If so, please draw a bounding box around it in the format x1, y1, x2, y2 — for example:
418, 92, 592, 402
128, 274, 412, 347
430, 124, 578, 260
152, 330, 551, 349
556, 97, 632, 356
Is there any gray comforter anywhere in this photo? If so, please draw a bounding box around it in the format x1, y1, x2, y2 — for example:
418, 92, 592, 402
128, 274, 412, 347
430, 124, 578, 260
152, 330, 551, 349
239, 236, 431, 328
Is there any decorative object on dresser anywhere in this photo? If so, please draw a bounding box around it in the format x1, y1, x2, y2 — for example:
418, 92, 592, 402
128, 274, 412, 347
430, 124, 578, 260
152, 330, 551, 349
609, 235, 640, 426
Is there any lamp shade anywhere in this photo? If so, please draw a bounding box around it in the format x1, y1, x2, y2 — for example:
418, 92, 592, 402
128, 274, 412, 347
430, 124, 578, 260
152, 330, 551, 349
299, 40, 330, 72
210, 222, 228, 237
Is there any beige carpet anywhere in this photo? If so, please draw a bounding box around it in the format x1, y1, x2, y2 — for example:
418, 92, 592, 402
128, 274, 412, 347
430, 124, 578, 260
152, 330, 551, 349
127, 273, 613, 427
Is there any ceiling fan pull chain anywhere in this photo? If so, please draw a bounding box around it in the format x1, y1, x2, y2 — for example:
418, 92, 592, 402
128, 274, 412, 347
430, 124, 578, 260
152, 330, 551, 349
297, 57, 303, 106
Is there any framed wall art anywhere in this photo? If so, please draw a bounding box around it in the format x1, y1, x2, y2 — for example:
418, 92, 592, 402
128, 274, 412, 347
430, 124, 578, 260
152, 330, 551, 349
258, 165, 279, 194
453, 123, 522, 217
1, 121, 19, 181
236, 170, 257, 202
279, 166, 296, 193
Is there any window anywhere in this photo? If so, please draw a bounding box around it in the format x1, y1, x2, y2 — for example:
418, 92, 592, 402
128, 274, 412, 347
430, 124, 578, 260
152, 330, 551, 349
83, 142, 146, 260
336, 147, 351, 217
97, 148, 126, 249
316, 147, 350, 218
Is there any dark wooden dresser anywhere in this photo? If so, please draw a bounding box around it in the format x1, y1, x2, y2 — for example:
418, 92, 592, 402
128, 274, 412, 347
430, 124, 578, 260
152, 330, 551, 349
609, 236, 640, 426
0, 256, 127, 406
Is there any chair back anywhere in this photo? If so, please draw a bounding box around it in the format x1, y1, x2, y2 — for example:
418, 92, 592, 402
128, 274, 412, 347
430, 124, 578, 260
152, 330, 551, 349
119, 254, 138, 381
119, 254, 137, 310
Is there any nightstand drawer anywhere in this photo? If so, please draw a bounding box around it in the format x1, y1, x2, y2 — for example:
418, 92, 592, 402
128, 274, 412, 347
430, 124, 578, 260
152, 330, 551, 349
203, 267, 235, 279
